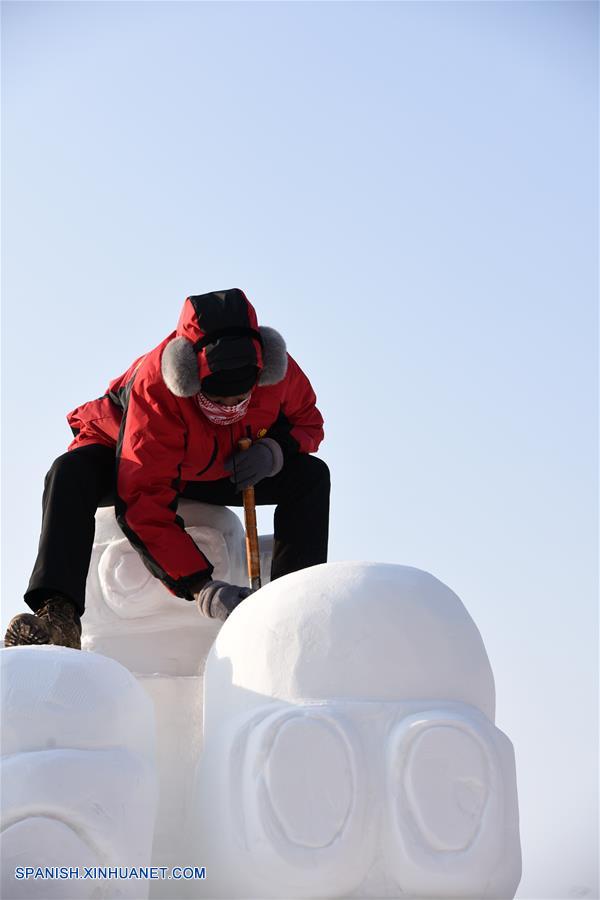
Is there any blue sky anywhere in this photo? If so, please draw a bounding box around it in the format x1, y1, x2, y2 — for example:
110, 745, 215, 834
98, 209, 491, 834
2, 2, 598, 897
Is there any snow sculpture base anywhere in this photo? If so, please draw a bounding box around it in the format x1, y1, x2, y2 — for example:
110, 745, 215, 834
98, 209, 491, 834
136, 675, 204, 893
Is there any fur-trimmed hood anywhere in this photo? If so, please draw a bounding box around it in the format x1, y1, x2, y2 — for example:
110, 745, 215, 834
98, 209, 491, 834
161, 289, 288, 398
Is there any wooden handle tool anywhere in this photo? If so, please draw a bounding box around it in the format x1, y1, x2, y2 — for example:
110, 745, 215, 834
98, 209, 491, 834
238, 438, 262, 591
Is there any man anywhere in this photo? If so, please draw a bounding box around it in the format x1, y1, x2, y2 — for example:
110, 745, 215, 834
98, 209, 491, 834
4, 289, 330, 649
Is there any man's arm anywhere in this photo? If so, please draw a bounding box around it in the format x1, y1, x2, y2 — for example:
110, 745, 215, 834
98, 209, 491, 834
265, 354, 324, 456
114, 364, 214, 601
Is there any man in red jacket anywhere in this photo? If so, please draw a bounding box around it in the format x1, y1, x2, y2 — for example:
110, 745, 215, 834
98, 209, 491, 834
5, 289, 330, 649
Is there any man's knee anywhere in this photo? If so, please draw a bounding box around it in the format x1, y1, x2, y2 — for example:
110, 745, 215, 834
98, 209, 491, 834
286, 453, 330, 489
44, 447, 113, 495
45, 452, 75, 487
309, 455, 330, 486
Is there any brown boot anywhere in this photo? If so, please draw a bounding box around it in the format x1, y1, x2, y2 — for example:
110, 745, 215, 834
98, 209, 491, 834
4, 612, 50, 647
4, 598, 81, 650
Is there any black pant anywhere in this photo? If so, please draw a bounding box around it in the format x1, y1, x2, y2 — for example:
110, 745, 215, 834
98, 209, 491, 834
25, 444, 331, 617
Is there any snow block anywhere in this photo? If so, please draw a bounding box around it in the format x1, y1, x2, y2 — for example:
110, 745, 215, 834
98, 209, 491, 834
192, 561, 522, 899
0, 646, 158, 900
82, 500, 272, 675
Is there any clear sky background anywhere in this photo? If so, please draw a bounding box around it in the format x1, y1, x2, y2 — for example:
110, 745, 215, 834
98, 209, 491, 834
1, 2, 598, 898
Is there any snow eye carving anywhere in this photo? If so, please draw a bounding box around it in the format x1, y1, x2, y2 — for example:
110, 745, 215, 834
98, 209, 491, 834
384, 708, 505, 895
237, 707, 371, 895
262, 714, 354, 848
97, 528, 231, 618
98, 539, 154, 616
395, 723, 489, 851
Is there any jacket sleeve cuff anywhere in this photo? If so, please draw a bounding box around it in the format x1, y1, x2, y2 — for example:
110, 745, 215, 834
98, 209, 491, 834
176, 569, 213, 602
261, 437, 284, 477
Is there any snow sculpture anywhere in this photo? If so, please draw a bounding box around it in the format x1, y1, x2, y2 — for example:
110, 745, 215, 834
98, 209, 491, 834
1, 504, 521, 899
192, 561, 522, 899
0, 646, 158, 900
82, 499, 272, 675
81, 500, 274, 882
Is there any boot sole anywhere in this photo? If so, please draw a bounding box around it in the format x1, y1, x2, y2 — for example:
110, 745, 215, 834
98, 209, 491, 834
4, 614, 50, 648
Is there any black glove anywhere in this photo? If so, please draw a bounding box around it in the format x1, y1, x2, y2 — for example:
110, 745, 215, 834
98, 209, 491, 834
224, 438, 284, 492
194, 579, 253, 622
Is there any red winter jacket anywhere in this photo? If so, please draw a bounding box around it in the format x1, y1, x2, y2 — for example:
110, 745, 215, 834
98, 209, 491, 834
66, 290, 324, 601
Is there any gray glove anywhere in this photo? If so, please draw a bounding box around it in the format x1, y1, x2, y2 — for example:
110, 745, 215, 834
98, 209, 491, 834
195, 579, 253, 622
224, 438, 284, 492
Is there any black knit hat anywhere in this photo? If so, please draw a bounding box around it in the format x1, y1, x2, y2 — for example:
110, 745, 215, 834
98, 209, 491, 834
201, 365, 258, 397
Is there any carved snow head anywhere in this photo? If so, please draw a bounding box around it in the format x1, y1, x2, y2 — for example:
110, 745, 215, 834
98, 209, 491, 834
192, 561, 521, 899
0, 646, 157, 900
